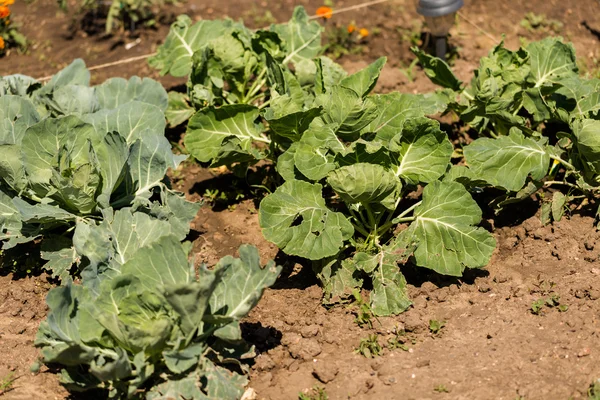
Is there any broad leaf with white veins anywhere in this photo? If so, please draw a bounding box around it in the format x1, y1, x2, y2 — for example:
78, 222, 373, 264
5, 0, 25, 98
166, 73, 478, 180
185, 104, 267, 165
464, 129, 550, 191
259, 180, 354, 260
405, 181, 496, 276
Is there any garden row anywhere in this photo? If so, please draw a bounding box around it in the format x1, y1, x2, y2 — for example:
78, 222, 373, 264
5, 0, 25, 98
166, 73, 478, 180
1, 5, 599, 399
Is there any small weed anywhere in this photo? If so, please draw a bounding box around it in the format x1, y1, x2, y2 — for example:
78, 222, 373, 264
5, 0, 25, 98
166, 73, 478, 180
299, 385, 328, 400
0, 373, 16, 395
520, 12, 563, 34
355, 334, 382, 358
397, 20, 423, 47
350, 289, 374, 328
429, 319, 446, 335
387, 330, 409, 351
589, 379, 600, 400
399, 58, 419, 82
433, 384, 449, 393
530, 293, 568, 315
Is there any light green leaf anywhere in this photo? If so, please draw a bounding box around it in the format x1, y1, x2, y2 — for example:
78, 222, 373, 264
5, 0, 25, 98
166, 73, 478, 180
0, 189, 22, 245
83, 101, 166, 144
314, 257, 363, 304
259, 180, 353, 260
34, 285, 98, 366
391, 117, 452, 184
315, 86, 377, 141
412, 48, 462, 91
551, 191, 567, 222
126, 134, 185, 198
95, 77, 168, 111
362, 92, 447, 144
209, 244, 281, 320
271, 6, 322, 70
340, 56, 386, 97
40, 235, 77, 282
527, 37, 578, 88
293, 143, 337, 181
165, 91, 195, 127
185, 105, 266, 165
327, 163, 401, 205
464, 129, 550, 191
74, 208, 174, 275
315, 56, 347, 94
0, 95, 40, 145
406, 181, 496, 276
572, 119, 600, 175
148, 15, 235, 77
120, 235, 193, 290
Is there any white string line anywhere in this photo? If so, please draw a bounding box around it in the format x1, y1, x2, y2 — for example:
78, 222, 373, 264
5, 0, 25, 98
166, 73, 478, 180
36, 0, 498, 80
456, 11, 498, 43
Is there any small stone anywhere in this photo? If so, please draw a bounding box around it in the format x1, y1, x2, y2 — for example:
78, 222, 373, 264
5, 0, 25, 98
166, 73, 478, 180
288, 361, 300, 372
416, 359, 430, 368
289, 339, 322, 360
403, 313, 423, 333
254, 354, 276, 372
588, 289, 600, 300
478, 283, 492, 293
312, 361, 339, 383
578, 348, 591, 357
300, 325, 319, 338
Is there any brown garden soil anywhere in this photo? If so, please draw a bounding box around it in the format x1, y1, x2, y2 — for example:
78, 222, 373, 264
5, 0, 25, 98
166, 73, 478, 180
1, 0, 600, 399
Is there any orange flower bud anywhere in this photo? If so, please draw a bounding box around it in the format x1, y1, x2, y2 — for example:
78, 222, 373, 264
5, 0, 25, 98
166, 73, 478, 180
0, 6, 10, 18
347, 24, 356, 33
316, 6, 333, 19
359, 28, 369, 37
0, 36, 5, 50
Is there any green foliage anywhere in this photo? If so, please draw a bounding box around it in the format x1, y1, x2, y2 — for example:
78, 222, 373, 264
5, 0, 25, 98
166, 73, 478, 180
415, 37, 600, 218
299, 386, 329, 400
433, 384, 449, 393
58, 0, 177, 34
0, 60, 198, 282
349, 289, 374, 328
429, 319, 446, 334
149, 7, 496, 317
589, 379, 600, 400
0, 372, 16, 394
520, 13, 563, 34
355, 334, 382, 358
531, 293, 568, 315
0, 3, 27, 55
35, 240, 281, 398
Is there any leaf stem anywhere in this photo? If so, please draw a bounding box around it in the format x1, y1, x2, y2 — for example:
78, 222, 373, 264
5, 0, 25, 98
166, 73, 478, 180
394, 216, 416, 223
364, 203, 377, 230
543, 180, 579, 189
395, 200, 422, 221
549, 155, 575, 171
462, 90, 474, 101
351, 222, 371, 238
244, 68, 268, 103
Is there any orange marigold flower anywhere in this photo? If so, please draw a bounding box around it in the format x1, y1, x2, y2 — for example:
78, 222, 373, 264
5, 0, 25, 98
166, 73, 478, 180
347, 24, 356, 33
316, 6, 333, 19
1, 0, 14, 5
0, 6, 10, 18
358, 28, 369, 37
0, 36, 5, 50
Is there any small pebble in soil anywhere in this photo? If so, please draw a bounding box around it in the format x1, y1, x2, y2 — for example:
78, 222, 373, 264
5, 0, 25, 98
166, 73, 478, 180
312, 361, 339, 383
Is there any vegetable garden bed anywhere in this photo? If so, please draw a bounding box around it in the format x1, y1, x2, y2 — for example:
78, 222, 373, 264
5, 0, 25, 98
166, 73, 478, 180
1, 0, 600, 399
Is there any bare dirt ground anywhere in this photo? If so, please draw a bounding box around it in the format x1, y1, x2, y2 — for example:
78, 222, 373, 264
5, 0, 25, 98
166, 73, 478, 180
1, 0, 600, 399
